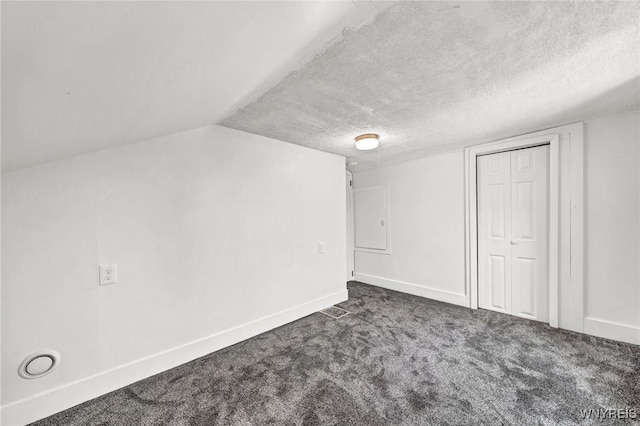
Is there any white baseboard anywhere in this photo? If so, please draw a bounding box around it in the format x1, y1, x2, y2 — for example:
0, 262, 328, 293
354, 273, 467, 307
2, 289, 348, 426
583, 317, 640, 345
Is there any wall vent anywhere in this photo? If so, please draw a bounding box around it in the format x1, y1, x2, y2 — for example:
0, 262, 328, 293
18, 350, 60, 379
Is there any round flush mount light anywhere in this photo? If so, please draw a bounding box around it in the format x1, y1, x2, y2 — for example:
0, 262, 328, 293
18, 350, 61, 379
355, 133, 379, 150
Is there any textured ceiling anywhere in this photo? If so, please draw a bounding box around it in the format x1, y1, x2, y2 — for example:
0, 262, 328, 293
222, 1, 640, 170
3, 1, 638, 172
1, 1, 387, 171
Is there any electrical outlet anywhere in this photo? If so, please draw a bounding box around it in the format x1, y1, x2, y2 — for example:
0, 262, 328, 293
318, 242, 325, 254
99, 264, 117, 285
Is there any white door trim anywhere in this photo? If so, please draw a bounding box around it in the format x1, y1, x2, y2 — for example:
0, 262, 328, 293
346, 170, 355, 281
465, 122, 584, 331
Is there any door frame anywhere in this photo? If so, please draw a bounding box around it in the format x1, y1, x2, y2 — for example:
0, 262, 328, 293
346, 170, 355, 281
466, 134, 560, 327
466, 122, 584, 332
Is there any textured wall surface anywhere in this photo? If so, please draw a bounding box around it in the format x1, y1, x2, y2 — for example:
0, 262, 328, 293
222, 1, 640, 169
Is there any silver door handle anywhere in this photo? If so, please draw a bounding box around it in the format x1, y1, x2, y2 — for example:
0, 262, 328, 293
510, 241, 518, 245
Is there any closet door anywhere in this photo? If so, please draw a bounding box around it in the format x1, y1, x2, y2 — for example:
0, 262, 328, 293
477, 151, 512, 314
477, 145, 549, 322
510, 146, 549, 322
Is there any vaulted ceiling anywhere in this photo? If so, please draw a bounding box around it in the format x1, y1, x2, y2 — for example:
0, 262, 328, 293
1, 1, 387, 170
3, 1, 639, 171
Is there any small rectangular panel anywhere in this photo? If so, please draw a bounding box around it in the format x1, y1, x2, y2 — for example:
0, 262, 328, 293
515, 258, 536, 316
516, 150, 535, 171
354, 187, 387, 250
489, 184, 505, 239
490, 255, 506, 310
516, 181, 535, 240
489, 156, 503, 174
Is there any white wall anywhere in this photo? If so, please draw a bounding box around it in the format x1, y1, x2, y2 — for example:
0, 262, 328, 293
353, 112, 640, 344
353, 151, 467, 306
584, 112, 640, 343
1, 125, 347, 424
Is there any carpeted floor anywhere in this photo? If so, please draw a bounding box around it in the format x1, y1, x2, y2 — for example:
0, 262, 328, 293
33, 282, 639, 425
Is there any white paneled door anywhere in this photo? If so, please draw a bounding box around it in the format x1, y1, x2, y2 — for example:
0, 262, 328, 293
477, 145, 549, 323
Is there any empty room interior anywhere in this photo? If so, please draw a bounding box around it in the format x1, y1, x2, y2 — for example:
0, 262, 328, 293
1, 1, 640, 425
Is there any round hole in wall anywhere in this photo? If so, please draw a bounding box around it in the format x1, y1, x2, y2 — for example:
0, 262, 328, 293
18, 350, 60, 379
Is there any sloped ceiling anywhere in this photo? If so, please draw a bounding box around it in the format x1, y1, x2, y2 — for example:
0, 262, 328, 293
3, 1, 639, 172
1, 1, 388, 171
222, 1, 640, 169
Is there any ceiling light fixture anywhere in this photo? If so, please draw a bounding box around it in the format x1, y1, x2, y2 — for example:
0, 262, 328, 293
355, 133, 379, 150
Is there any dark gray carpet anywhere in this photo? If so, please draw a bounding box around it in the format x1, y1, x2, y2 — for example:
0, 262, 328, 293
33, 282, 639, 425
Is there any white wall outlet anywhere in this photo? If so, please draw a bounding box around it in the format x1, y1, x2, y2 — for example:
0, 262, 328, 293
99, 264, 117, 285
318, 242, 325, 254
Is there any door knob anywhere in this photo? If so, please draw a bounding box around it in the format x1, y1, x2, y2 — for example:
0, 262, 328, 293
380, 219, 385, 226
510, 241, 518, 245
